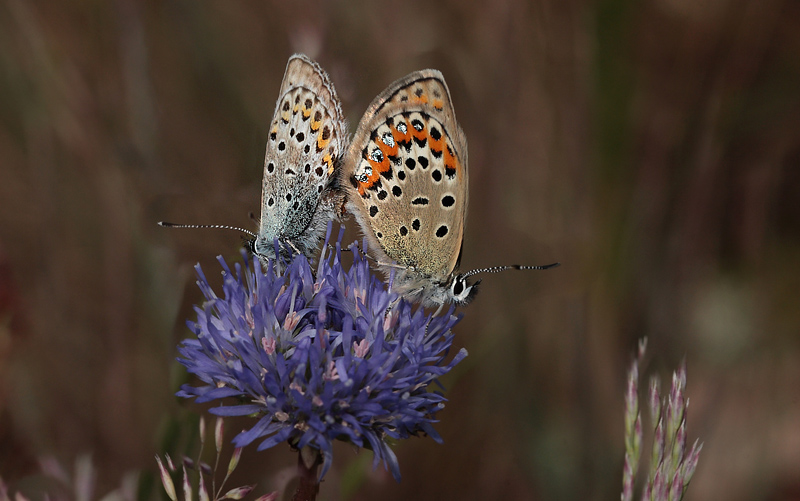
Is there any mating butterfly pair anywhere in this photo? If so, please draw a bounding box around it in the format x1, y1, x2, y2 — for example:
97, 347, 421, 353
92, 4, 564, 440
162, 54, 557, 306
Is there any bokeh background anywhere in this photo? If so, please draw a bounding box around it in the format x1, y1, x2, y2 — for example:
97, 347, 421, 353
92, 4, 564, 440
1, 0, 799, 499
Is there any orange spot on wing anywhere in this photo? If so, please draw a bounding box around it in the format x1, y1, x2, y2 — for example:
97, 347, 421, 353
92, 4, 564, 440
356, 165, 381, 195
367, 156, 389, 177
379, 138, 398, 159
444, 140, 461, 174
393, 119, 411, 144
428, 132, 443, 154
323, 153, 334, 175
433, 98, 444, 110
412, 123, 426, 142
355, 148, 391, 195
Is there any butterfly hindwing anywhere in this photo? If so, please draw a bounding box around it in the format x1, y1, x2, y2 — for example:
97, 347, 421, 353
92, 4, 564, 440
343, 70, 468, 290
256, 54, 347, 261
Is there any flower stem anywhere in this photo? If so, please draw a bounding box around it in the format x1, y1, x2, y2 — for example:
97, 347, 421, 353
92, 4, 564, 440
292, 447, 322, 501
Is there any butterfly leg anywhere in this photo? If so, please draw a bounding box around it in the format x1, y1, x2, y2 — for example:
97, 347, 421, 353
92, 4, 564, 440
378, 261, 414, 271
283, 238, 303, 256
330, 244, 411, 273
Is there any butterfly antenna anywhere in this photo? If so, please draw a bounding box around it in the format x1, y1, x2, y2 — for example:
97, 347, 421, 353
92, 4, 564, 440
461, 262, 560, 279
158, 221, 258, 239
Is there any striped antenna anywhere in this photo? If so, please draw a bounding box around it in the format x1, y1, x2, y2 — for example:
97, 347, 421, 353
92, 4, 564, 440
461, 262, 560, 279
158, 221, 257, 239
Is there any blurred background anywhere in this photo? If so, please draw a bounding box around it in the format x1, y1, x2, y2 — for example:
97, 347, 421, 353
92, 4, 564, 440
1, 0, 799, 499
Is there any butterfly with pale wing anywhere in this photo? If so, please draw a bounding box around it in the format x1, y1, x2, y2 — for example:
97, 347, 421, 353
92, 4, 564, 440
160, 54, 348, 265
341, 69, 559, 307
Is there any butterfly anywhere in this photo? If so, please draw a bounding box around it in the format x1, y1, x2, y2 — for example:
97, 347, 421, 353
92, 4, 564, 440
250, 53, 348, 263
161, 54, 347, 265
341, 69, 558, 307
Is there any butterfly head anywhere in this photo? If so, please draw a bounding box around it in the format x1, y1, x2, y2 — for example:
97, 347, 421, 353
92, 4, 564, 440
249, 236, 276, 265
446, 274, 481, 305
250, 234, 307, 269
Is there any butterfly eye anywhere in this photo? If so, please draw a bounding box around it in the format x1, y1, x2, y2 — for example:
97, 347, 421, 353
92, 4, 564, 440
452, 278, 464, 296
449, 276, 480, 305
251, 236, 275, 262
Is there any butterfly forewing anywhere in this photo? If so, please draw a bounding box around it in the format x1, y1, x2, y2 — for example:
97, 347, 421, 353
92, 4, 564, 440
344, 70, 468, 281
257, 54, 347, 260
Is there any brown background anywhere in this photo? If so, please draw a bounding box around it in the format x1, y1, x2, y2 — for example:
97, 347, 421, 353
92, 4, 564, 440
1, 0, 799, 499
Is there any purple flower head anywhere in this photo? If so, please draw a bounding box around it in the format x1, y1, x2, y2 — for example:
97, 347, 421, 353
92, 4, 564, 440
176, 225, 467, 481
